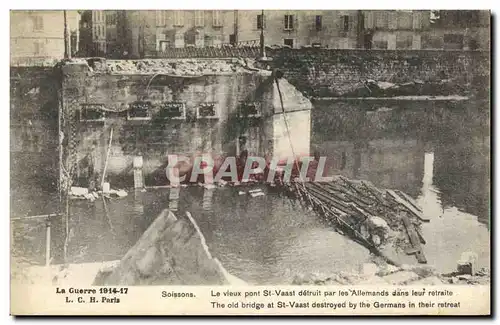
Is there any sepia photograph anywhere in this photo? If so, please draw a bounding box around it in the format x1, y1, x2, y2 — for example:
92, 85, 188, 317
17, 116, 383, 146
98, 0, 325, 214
9, 8, 491, 315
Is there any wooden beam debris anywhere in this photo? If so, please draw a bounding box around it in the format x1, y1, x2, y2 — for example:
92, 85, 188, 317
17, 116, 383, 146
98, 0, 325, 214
386, 189, 430, 222
287, 175, 430, 265
402, 214, 427, 264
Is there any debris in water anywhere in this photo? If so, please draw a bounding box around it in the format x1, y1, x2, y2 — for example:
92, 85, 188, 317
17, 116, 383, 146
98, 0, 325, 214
250, 192, 265, 198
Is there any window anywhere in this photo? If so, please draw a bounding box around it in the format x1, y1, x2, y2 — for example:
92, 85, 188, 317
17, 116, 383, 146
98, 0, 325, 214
315, 15, 322, 31
80, 104, 105, 122
212, 34, 223, 46
396, 34, 413, 49
127, 102, 152, 121
397, 11, 412, 29
197, 103, 218, 119
375, 11, 389, 29
159, 102, 185, 119
284, 14, 294, 30
174, 33, 185, 48
364, 11, 375, 29
159, 40, 170, 51
238, 102, 261, 117
173, 11, 184, 26
32, 16, 43, 31
33, 40, 44, 55
194, 10, 205, 27
374, 40, 388, 49
342, 15, 349, 32
284, 38, 294, 48
106, 11, 117, 25
257, 14, 265, 29
444, 34, 464, 49
212, 10, 222, 27
156, 10, 167, 26
412, 11, 422, 29
195, 32, 204, 47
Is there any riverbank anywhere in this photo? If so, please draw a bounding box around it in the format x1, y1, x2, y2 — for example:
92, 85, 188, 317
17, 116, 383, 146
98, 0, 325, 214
12, 256, 489, 287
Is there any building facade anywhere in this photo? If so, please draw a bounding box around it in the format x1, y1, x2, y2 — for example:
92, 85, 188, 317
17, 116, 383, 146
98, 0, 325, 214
237, 10, 364, 49
74, 10, 489, 58
424, 10, 490, 50
92, 10, 107, 56
121, 10, 236, 58
10, 10, 80, 66
362, 10, 431, 50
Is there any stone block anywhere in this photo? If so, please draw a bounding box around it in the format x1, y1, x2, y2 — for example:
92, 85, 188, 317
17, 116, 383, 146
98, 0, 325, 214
457, 251, 478, 275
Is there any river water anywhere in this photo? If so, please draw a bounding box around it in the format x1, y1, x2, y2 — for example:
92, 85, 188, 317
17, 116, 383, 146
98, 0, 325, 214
11, 99, 490, 285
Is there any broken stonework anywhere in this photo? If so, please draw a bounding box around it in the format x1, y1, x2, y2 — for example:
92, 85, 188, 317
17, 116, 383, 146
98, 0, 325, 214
94, 209, 230, 285
66, 58, 265, 76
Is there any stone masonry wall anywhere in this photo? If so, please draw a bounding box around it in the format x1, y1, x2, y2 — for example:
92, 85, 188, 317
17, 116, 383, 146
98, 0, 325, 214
61, 64, 276, 187
267, 49, 490, 98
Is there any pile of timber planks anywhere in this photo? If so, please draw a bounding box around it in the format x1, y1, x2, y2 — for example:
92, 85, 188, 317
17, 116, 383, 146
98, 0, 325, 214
287, 176, 430, 265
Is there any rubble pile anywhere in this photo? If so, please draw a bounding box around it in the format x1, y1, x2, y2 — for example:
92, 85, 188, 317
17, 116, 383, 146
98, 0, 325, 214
87, 58, 261, 75
291, 176, 428, 264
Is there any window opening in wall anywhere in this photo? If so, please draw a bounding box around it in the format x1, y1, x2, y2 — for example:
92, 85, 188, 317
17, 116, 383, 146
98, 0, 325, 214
284, 14, 294, 30
173, 10, 184, 26
444, 34, 464, 49
80, 104, 105, 122
374, 40, 388, 49
315, 15, 322, 31
238, 102, 261, 118
197, 103, 218, 119
32, 16, 44, 31
195, 10, 205, 27
33, 40, 45, 55
212, 10, 222, 27
106, 11, 117, 25
127, 102, 152, 121
158, 102, 185, 119
156, 10, 167, 26
342, 15, 349, 31
284, 38, 294, 48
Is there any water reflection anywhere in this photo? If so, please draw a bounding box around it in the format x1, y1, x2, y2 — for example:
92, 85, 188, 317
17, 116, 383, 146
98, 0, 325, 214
312, 99, 490, 225
13, 98, 490, 283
